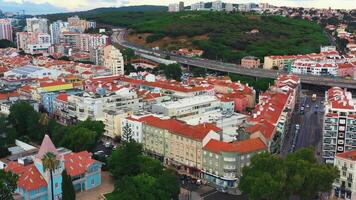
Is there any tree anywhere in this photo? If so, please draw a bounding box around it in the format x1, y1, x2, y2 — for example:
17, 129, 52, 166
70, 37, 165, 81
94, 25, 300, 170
0, 146, 10, 158
121, 123, 133, 142
76, 119, 104, 143
0, 170, 18, 200
0, 39, 15, 48
161, 63, 182, 81
62, 169, 75, 200
191, 67, 206, 77
62, 126, 96, 152
239, 148, 338, 200
108, 141, 142, 179
8, 102, 37, 136
42, 152, 60, 200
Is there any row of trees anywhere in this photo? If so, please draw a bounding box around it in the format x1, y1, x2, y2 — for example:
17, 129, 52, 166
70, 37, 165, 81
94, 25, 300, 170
107, 139, 180, 200
239, 148, 338, 200
7, 102, 104, 152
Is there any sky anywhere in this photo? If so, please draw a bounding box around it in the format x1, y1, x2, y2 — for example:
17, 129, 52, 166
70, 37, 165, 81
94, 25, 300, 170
0, 0, 355, 14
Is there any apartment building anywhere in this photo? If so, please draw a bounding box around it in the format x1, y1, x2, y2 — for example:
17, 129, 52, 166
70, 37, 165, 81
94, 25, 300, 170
333, 150, 356, 200
104, 45, 124, 75
49, 20, 68, 44
77, 34, 109, 52
151, 95, 230, 120
212, 1, 223, 11
67, 88, 139, 121
263, 51, 340, 70
291, 59, 339, 77
121, 114, 157, 143
0, 19, 13, 41
103, 108, 133, 139
26, 17, 48, 34
142, 116, 221, 175
191, 2, 206, 10
16, 32, 51, 54
241, 56, 260, 68
245, 75, 300, 154
322, 87, 356, 164
168, 3, 180, 12
67, 16, 88, 33
202, 138, 267, 188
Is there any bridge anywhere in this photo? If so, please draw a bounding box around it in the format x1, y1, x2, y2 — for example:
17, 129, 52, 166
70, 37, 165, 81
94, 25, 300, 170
112, 30, 356, 90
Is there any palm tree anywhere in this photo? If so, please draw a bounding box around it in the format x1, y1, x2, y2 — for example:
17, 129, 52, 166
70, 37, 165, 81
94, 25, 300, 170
39, 113, 50, 137
42, 152, 59, 200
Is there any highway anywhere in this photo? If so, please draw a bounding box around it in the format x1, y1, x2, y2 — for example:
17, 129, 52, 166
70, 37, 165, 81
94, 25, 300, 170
112, 30, 356, 89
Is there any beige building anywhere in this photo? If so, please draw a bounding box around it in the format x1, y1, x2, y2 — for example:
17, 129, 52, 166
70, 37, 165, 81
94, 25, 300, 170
104, 45, 124, 75
141, 116, 221, 175
103, 108, 133, 139
333, 150, 356, 200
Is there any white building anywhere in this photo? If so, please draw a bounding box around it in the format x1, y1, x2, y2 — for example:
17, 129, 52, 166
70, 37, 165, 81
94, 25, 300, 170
291, 59, 339, 77
168, 3, 180, 12
322, 87, 356, 163
191, 2, 206, 10
151, 95, 227, 121
26, 17, 48, 34
212, 0, 223, 11
77, 34, 108, 52
67, 88, 140, 121
104, 45, 124, 75
225, 3, 234, 12
50, 20, 68, 44
4, 65, 64, 79
0, 19, 13, 41
26, 33, 51, 54
333, 150, 356, 200
121, 114, 157, 143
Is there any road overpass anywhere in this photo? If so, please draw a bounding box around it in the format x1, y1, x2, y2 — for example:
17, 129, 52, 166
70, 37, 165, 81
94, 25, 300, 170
112, 30, 356, 90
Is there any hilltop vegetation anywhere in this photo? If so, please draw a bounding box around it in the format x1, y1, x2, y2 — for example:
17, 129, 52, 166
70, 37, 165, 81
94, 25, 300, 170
89, 11, 328, 62
47, 10, 329, 63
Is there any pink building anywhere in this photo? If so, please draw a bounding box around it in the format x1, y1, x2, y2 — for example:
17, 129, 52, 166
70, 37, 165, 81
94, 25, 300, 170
338, 62, 356, 79
0, 19, 13, 41
241, 56, 260, 68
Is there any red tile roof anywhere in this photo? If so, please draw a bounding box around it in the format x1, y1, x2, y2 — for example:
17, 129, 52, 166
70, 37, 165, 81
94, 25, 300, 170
142, 116, 221, 140
56, 93, 68, 102
0, 92, 20, 100
337, 150, 356, 161
6, 163, 47, 191
203, 138, 267, 154
246, 120, 276, 140
18, 165, 47, 191
64, 151, 95, 177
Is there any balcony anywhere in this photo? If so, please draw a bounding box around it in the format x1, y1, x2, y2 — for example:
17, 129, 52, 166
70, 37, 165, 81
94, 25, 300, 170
347, 177, 353, 182
342, 166, 347, 171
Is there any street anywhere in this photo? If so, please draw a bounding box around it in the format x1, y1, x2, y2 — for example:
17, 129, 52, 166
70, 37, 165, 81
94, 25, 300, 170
281, 92, 324, 159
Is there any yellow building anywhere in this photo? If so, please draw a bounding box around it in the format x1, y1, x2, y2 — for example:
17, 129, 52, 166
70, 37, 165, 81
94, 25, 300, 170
103, 108, 133, 139
40, 81, 73, 92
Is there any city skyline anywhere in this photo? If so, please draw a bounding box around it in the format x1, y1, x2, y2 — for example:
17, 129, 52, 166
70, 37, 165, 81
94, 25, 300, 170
0, 0, 355, 14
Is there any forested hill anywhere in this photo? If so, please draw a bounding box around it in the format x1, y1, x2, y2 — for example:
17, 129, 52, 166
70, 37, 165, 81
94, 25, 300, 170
47, 10, 329, 63
44, 5, 167, 22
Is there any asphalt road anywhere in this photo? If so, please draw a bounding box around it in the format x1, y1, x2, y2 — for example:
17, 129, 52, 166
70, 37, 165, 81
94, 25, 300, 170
281, 94, 324, 158
112, 30, 356, 90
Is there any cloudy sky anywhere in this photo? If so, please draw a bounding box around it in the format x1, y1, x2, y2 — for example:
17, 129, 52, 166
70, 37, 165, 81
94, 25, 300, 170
1, 0, 355, 14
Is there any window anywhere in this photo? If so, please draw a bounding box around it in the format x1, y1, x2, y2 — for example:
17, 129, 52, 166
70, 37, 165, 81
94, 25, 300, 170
91, 179, 95, 185
55, 183, 58, 189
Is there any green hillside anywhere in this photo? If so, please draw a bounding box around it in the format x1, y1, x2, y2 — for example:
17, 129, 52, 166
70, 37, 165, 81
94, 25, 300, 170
49, 10, 329, 63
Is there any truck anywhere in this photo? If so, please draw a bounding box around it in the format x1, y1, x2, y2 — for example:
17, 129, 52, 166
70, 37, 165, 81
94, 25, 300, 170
312, 94, 317, 102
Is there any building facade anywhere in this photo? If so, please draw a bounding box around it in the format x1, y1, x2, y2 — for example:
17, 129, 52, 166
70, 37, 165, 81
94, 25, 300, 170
333, 151, 356, 200
6, 135, 102, 200
322, 87, 356, 163
104, 45, 124, 75
0, 19, 13, 41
